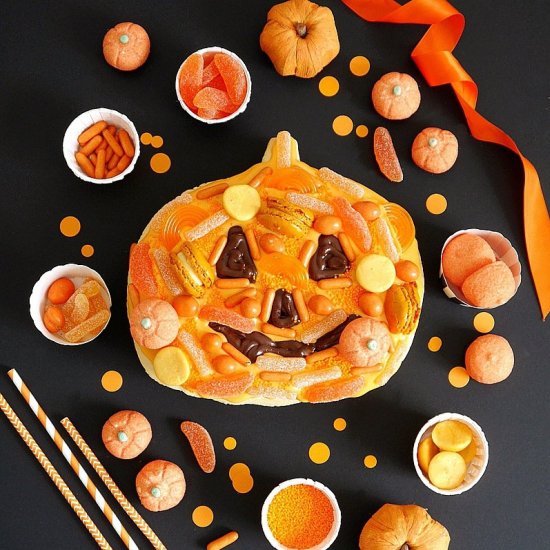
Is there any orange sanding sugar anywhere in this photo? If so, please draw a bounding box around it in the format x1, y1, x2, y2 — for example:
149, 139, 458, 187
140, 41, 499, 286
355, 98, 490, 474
267, 484, 334, 549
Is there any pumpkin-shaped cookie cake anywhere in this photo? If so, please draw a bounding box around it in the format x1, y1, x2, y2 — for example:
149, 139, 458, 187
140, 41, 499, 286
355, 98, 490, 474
127, 131, 424, 405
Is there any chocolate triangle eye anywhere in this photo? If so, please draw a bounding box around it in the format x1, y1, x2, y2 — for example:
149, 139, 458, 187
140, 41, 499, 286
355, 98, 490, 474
216, 226, 257, 282
269, 289, 300, 328
309, 235, 350, 281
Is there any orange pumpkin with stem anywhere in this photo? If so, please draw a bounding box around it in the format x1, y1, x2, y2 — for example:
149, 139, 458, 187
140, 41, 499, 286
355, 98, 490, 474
136, 460, 186, 512
359, 503, 451, 550
260, 0, 340, 78
129, 298, 179, 349
412, 127, 459, 174
102, 410, 152, 459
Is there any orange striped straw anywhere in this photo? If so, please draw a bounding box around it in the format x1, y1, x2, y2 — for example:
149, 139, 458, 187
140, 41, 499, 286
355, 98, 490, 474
61, 417, 167, 550
0, 393, 112, 550
7, 369, 139, 550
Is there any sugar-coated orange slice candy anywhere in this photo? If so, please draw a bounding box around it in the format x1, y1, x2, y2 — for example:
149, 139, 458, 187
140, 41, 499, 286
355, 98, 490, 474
179, 53, 204, 110
193, 87, 235, 114
47, 278, 76, 305
214, 53, 247, 106
195, 372, 254, 398
303, 376, 364, 403
263, 167, 320, 193
202, 58, 220, 86
129, 242, 159, 297
332, 197, 372, 252
374, 127, 403, 182
180, 420, 216, 473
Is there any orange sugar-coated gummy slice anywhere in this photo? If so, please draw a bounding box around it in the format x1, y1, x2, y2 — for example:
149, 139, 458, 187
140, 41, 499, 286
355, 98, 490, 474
180, 421, 216, 473
208, 74, 227, 92
214, 53, 247, 106
161, 205, 209, 250
179, 53, 204, 109
202, 59, 220, 86
129, 242, 159, 297
373, 127, 403, 183
193, 87, 235, 114
332, 197, 372, 252
303, 376, 364, 403
263, 167, 320, 193
197, 108, 226, 120
195, 372, 254, 398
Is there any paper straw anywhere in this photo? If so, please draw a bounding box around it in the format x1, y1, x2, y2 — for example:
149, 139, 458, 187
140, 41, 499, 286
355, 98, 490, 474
0, 394, 112, 550
61, 417, 167, 550
7, 369, 139, 550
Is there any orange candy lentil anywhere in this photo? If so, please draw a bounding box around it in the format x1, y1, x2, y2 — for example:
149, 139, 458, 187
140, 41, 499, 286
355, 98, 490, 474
47, 277, 75, 305
201, 333, 224, 354
180, 421, 216, 474
267, 484, 334, 549
308, 295, 334, 316
172, 295, 199, 317
43, 306, 65, 333
212, 354, 240, 375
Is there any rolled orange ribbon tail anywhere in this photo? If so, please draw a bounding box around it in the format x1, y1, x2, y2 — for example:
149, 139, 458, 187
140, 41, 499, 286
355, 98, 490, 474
342, 0, 550, 319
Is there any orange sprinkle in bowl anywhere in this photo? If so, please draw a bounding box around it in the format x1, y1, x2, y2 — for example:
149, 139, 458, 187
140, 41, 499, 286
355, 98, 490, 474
261, 478, 341, 550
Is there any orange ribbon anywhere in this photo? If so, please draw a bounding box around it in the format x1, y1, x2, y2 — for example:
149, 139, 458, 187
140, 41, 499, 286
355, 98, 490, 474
343, 0, 550, 319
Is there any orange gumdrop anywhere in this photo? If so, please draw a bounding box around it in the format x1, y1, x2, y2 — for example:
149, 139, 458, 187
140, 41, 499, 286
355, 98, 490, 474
179, 53, 204, 110
180, 421, 216, 474
193, 87, 235, 114
129, 243, 159, 298
214, 53, 247, 106
195, 372, 253, 398
208, 74, 227, 92
47, 278, 76, 305
43, 306, 65, 333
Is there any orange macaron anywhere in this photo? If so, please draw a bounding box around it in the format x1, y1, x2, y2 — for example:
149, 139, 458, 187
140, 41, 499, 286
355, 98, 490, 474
461, 261, 516, 308
465, 334, 514, 384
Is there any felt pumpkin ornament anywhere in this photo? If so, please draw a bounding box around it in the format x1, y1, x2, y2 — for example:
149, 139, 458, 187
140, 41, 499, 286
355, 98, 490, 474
412, 127, 459, 174
136, 460, 186, 512
359, 503, 451, 550
260, 0, 340, 78
129, 298, 180, 349
102, 410, 152, 459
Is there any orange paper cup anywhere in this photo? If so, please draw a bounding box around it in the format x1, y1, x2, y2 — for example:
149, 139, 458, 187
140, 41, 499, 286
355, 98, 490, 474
175, 46, 252, 124
413, 412, 489, 496
30, 264, 112, 346
439, 228, 521, 308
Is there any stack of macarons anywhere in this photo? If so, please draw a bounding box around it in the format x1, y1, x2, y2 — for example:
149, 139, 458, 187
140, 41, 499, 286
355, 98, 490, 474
257, 197, 314, 238
442, 233, 516, 308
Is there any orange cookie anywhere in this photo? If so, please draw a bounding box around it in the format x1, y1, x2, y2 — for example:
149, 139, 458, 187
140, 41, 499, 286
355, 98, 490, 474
442, 233, 496, 287
136, 460, 186, 512
465, 334, 514, 384
461, 261, 516, 308
338, 317, 391, 367
412, 127, 458, 174
129, 298, 180, 349
102, 410, 152, 459
372, 72, 421, 120
103, 22, 150, 71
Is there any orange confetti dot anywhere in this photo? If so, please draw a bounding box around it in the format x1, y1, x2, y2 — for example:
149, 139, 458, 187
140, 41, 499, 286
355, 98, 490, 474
151, 135, 164, 148
140, 132, 152, 145
229, 463, 254, 494
60, 216, 81, 237
81, 244, 94, 258
473, 312, 495, 333
224, 437, 237, 450
350, 55, 371, 76
364, 455, 377, 468
426, 193, 447, 215
428, 336, 443, 352
101, 370, 123, 392
333, 418, 347, 431
356, 125, 369, 138
449, 366, 470, 388
332, 115, 354, 137
309, 442, 330, 464
318, 76, 340, 97
192, 505, 214, 528
150, 153, 171, 174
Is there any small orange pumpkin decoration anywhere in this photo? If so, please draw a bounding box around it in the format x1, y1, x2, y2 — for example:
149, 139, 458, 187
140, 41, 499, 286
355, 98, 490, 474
260, 0, 340, 78
102, 410, 152, 459
136, 460, 186, 512
359, 503, 451, 550
372, 72, 421, 120
412, 127, 459, 174
129, 298, 180, 349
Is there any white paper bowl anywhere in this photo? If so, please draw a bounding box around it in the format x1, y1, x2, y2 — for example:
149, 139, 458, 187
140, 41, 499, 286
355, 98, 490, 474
413, 412, 489, 496
63, 107, 140, 184
30, 264, 112, 345
439, 228, 521, 308
175, 46, 252, 124
261, 478, 341, 549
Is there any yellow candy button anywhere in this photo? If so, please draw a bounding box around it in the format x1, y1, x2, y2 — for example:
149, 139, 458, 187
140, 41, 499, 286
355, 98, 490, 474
355, 254, 396, 293
153, 346, 190, 385
222, 184, 261, 221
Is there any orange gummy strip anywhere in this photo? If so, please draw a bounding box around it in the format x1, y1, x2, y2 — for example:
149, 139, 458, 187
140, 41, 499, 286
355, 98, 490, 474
342, 0, 550, 319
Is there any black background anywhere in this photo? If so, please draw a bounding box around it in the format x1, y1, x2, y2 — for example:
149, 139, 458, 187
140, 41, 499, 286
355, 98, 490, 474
1, 1, 549, 548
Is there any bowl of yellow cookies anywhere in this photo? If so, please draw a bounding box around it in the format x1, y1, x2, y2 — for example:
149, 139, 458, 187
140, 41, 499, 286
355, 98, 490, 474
413, 412, 489, 495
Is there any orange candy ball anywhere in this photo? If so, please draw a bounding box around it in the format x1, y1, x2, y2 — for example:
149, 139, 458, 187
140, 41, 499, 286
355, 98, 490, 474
172, 295, 199, 317
47, 278, 75, 305
259, 233, 285, 254
201, 333, 224, 354
313, 215, 343, 235
308, 294, 334, 315
43, 306, 65, 333
212, 354, 240, 375
358, 293, 384, 317
353, 201, 380, 221
240, 298, 262, 318
395, 260, 419, 282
